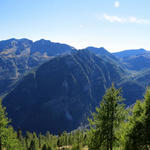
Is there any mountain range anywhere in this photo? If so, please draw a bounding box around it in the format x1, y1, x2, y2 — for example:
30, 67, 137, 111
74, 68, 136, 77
1, 38, 150, 134
113, 49, 150, 71
0, 38, 75, 95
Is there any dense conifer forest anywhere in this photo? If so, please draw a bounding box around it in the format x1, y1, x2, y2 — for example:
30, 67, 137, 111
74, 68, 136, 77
1, 84, 150, 150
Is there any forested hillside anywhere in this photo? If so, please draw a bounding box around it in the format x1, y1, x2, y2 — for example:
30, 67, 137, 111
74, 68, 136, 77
3, 50, 126, 134
1, 85, 150, 150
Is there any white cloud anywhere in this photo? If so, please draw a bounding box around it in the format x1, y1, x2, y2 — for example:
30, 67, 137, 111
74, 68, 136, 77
101, 14, 150, 24
114, 1, 120, 8
103, 14, 125, 23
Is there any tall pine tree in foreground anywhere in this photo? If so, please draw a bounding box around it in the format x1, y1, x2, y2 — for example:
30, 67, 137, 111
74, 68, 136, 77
88, 84, 125, 150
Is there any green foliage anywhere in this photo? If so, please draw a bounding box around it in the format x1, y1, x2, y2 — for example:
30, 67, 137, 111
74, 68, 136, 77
124, 87, 150, 150
2, 86, 150, 150
42, 144, 52, 150
0, 99, 20, 150
71, 143, 82, 150
0, 99, 10, 147
124, 101, 144, 150
88, 84, 126, 150
6, 126, 21, 150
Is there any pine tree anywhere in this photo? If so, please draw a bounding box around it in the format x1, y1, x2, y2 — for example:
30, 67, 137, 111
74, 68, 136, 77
88, 84, 125, 150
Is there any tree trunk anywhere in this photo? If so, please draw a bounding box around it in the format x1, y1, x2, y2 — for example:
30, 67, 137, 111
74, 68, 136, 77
107, 141, 109, 150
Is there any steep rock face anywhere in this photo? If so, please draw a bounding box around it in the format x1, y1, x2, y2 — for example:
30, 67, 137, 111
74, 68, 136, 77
3, 50, 125, 134
0, 38, 76, 95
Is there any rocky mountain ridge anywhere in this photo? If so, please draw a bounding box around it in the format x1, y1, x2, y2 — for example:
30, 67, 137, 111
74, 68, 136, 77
0, 38, 76, 95
1, 38, 150, 134
3, 50, 126, 134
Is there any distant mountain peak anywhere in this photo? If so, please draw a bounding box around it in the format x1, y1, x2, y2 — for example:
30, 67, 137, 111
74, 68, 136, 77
86, 46, 110, 54
86, 46, 107, 50
3, 38, 33, 42
113, 48, 149, 58
138, 48, 146, 51
115, 48, 147, 53
35, 39, 52, 44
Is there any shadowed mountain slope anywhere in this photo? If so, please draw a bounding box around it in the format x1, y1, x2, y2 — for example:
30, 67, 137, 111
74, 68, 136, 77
1, 39, 150, 134
3, 50, 126, 134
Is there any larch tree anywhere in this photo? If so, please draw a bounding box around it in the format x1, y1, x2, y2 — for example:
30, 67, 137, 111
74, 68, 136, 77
88, 84, 125, 150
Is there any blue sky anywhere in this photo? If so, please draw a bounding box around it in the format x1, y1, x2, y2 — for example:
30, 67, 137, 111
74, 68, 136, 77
0, 0, 150, 52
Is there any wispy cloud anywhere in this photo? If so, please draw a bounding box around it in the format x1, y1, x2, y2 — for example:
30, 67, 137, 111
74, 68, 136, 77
103, 14, 125, 23
129, 17, 150, 24
100, 14, 150, 24
114, 1, 120, 8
